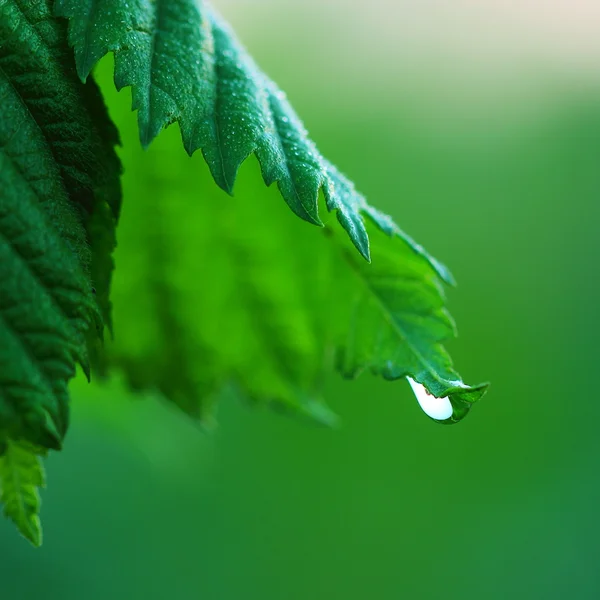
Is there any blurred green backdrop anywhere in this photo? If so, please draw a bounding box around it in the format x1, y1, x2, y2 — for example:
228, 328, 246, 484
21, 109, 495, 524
2, 1, 600, 598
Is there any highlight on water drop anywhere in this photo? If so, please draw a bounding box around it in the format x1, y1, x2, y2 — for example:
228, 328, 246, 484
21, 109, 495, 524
406, 377, 453, 421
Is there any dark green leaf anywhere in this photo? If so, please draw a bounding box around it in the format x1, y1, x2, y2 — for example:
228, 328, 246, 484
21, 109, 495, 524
0, 0, 121, 543
55, 0, 448, 271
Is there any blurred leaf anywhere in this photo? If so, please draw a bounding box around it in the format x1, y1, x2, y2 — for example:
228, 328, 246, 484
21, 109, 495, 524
0, 0, 121, 542
55, 0, 449, 271
105, 119, 486, 425
0, 441, 45, 547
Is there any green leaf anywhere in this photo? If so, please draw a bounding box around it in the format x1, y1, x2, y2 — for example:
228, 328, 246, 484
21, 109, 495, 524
54, 0, 447, 271
55, 0, 486, 419
331, 224, 488, 423
101, 111, 486, 426
0, 0, 121, 542
0, 0, 121, 442
0, 440, 45, 547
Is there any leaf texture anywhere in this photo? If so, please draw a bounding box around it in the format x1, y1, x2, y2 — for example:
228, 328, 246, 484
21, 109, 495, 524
332, 227, 488, 423
107, 133, 334, 425
0, 0, 121, 542
0, 441, 44, 546
55, 0, 448, 272
103, 114, 486, 426
54, 0, 483, 416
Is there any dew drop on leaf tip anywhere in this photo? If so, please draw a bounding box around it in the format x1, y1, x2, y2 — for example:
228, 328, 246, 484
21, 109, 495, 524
406, 377, 453, 421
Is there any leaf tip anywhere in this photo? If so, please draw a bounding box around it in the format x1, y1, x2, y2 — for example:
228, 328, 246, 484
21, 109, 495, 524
356, 239, 371, 263
138, 118, 162, 150
334, 210, 371, 261
303, 212, 324, 228
23, 518, 43, 548
298, 397, 340, 428
431, 258, 456, 287
307, 205, 325, 228
76, 65, 89, 84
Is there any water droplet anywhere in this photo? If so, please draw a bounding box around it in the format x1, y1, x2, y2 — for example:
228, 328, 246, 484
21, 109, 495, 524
407, 377, 452, 421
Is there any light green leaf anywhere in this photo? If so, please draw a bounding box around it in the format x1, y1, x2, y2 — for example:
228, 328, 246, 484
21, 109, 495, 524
0, 440, 45, 547
54, 0, 448, 271
102, 109, 486, 426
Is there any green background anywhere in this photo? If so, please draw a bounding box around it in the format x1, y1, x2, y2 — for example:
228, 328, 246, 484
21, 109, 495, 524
2, 1, 600, 598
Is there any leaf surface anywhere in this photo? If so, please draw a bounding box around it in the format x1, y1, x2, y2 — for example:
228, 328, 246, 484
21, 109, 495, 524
55, 0, 448, 270
0, 0, 121, 542
332, 225, 488, 422
55, 0, 487, 417
103, 111, 486, 426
